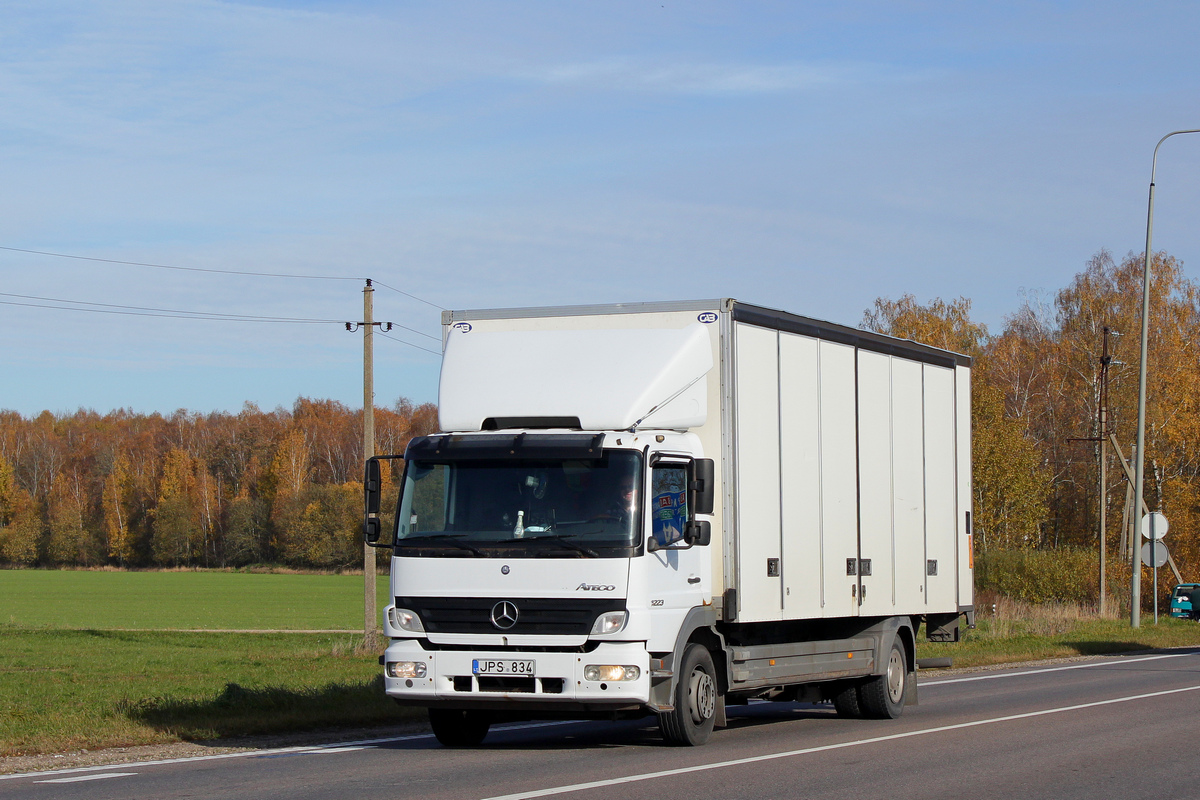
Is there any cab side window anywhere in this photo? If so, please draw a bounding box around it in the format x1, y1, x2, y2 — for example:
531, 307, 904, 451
651, 465, 688, 547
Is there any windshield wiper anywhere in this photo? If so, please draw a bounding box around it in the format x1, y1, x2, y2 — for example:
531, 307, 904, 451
524, 534, 600, 558
396, 534, 485, 557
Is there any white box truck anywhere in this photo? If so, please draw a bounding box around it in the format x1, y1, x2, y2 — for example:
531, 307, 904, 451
364, 299, 974, 747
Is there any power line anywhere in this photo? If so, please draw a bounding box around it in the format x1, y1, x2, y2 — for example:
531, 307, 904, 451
0, 291, 346, 323
0, 244, 449, 310
383, 321, 441, 343
0, 245, 359, 281
1, 291, 444, 357
371, 279, 446, 311
379, 331, 442, 357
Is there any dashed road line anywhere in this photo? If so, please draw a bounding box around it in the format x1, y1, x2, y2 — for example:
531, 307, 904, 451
34, 772, 138, 784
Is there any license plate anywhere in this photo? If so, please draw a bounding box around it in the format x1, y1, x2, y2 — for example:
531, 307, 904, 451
472, 659, 535, 676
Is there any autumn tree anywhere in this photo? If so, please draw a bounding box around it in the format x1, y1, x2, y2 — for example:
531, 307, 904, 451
102, 452, 135, 566
0, 453, 39, 565
151, 448, 202, 566
47, 470, 100, 565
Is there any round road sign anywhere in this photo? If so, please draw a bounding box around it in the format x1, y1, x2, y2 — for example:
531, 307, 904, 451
1140, 511, 1169, 540
1141, 541, 1169, 568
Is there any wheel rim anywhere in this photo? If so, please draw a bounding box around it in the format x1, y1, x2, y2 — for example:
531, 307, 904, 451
688, 668, 716, 724
886, 647, 905, 704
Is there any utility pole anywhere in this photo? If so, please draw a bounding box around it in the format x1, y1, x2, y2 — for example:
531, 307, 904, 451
1098, 327, 1112, 616
1067, 327, 1118, 615
363, 280, 376, 648
347, 279, 392, 649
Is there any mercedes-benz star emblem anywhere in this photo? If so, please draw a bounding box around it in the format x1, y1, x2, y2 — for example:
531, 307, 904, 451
490, 600, 519, 630
501, 565, 510, 575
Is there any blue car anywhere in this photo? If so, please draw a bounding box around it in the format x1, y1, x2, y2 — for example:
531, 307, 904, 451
1169, 584, 1200, 620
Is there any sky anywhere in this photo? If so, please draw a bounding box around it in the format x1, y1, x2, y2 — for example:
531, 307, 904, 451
2, 1, 1199, 418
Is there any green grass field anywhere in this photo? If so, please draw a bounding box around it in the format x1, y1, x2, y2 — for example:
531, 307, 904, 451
0, 568, 413, 759
5, 569, 1200, 760
0, 629, 411, 756
0, 569, 390, 630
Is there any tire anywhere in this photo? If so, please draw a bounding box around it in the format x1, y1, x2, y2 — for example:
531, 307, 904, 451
428, 708, 491, 747
831, 680, 865, 718
659, 643, 719, 746
859, 639, 908, 719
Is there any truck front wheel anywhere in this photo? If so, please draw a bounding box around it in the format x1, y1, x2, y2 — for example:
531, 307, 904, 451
428, 708, 491, 747
659, 643, 719, 746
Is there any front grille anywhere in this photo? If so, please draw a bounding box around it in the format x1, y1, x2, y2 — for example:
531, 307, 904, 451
397, 596, 625, 635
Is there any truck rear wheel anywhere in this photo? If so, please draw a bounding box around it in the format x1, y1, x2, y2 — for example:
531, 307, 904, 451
428, 708, 491, 747
831, 681, 864, 718
659, 643, 718, 746
859, 639, 908, 719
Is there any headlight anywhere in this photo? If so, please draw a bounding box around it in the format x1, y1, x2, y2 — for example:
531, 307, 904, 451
388, 607, 425, 633
583, 665, 641, 682
386, 661, 427, 679
589, 610, 628, 635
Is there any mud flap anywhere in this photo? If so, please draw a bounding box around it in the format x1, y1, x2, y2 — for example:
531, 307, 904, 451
714, 694, 727, 727
904, 672, 918, 706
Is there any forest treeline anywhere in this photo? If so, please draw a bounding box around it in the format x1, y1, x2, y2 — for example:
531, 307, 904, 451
0, 398, 437, 570
2, 249, 1197, 606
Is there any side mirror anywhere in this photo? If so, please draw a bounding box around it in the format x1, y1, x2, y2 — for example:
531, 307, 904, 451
365, 457, 382, 515
691, 459, 715, 516
364, 516, 382, 544
363, 457, 384, 545
684, 520, 711, 547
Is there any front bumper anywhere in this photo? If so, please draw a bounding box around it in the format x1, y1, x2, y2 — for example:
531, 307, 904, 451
382, 638, 651, 710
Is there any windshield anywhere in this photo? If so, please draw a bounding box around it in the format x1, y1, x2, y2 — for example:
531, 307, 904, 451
395, 450, 642, 557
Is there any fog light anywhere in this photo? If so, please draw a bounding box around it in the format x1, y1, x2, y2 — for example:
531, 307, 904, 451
386, 661, 427, 679
589, 611, 627, 635
583, 665, 640, 682
388, 607, 425, 633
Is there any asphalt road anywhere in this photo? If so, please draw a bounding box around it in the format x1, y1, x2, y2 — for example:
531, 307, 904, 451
5, 649, 1200, 800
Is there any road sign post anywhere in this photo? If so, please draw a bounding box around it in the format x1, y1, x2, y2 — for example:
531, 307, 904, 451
1141, 512, 1169, 623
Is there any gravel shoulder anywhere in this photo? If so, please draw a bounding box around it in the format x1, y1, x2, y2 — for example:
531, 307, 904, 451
0, 720, 430, 777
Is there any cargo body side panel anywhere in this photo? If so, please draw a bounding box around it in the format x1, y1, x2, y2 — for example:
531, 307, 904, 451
923, 365, 958, 611
779, 332, 823, 619
956, 364, 974, 610
732, 323, 783, 622
818, 342, 860, 619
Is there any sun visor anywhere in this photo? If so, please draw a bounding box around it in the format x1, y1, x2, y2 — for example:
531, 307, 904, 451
438, 323, 713, 432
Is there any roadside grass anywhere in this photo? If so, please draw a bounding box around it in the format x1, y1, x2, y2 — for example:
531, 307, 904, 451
917, 595, 1200, 666
0, 628, 420, 757
0, 569, 389, 630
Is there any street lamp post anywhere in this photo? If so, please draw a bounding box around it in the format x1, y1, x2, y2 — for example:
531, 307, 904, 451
1131, 128, 1200, 628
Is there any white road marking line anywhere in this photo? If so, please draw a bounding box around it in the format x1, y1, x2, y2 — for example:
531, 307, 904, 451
0, 720, 583, 782
921, 651, 1196, 686
34, 772, 138, 784
305, 746, 371, 754
478, 684, 1200, 800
